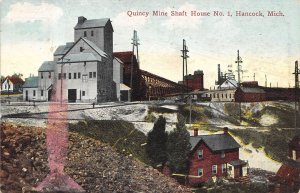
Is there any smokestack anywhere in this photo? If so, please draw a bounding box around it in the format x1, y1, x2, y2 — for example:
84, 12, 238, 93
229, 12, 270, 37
78, 16, 87, 24
223, 127, 229, 134
194, 128, 198, 136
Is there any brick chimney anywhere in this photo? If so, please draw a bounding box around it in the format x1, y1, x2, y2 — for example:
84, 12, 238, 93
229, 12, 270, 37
78, 16, 87, 24
223, 127, 229, 134
193, 128, 198, 136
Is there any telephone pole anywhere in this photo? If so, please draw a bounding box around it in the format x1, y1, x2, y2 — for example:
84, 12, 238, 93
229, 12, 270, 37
293, 60, 299, 128
130, 30, 140, 101
181, 39, 189, 93
235, 50, 243, 124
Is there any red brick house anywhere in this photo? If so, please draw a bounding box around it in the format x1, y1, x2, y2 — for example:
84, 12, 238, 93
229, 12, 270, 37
269, 135, 300, 193
188, 128, 248, 184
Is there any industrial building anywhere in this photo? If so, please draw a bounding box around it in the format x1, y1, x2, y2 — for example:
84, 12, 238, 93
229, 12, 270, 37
23, 16, 123, 103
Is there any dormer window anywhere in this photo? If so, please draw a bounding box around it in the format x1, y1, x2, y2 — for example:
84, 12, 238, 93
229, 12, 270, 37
91, 30, 94, 36
84, 31, 87, 37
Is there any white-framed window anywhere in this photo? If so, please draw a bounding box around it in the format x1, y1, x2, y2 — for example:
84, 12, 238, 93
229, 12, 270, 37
221, 151, 225, 158
93, 72, 96, 78
33, 90, 36, 97
89, 72, 92, 78
212, 165, 217, 175
82, 74, 88, 82
198, 149, 203, 159
221, 164, 226, 173
198, 168, 203, 176
41, 90, 44, 97
82, 91, 85, 96
41, 72, 43, 79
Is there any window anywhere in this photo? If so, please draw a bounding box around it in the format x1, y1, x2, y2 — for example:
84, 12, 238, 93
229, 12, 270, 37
91, 30, 94, 36
80, 47, 84, 52
41, 72, 43, 79
221, 164, 226, 173
217, 94, 219, 98
33, 90, 36, 97
93, 72, 96, 78
212, 165, 217, 175
228, 166, 232, 171
58, 73, 61, 80
82, 91, 85, 96
89, 72, 92, 78
74, 73, 77, 79
69, 73, 72, 79
41, 90, 44, 96
198, 168, 203, 176
78, 72, 81, 79
198, 150, 203, 159
221, 151, 225, 158
229, 94, 232, 98
84, 31, 87, 37
48, 72, 51, 78
82, 75, 88, 82
213, 94, 215, 98
225, 94, 228, 98
221, 94, 223, 98
63, 73, 66, 79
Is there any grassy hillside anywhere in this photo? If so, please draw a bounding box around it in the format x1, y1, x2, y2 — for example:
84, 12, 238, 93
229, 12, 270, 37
231, 128, 299, 162
69, 120, 149, 164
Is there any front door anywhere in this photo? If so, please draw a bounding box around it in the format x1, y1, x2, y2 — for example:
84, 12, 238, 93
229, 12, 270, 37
68, 89, 76, 102
25, 90, 28, 101
48, 89, 52, 101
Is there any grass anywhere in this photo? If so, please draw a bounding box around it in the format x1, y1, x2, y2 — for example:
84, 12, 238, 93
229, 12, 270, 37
69, 120, 149, 164
231, 128, 300, 162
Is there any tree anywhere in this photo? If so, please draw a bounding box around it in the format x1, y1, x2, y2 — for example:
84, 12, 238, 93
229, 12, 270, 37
145, 115, 168, 166
166, 114, 191, 173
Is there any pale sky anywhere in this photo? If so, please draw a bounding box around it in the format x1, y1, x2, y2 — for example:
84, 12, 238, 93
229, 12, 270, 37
1, 0, 300, 88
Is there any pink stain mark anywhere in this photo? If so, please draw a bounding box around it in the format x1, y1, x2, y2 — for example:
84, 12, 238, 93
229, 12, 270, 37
37, 77, 84, 192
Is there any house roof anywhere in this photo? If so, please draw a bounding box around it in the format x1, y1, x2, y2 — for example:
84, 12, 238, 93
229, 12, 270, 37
228, 159, 248, 166
53, 42, 74, 56
240, 87, 265, 93
74, 18, 110, 29
38, 61, 56, 72
5, 76, 24, 85
190, 133, 240, 152
23, 76, 38, 88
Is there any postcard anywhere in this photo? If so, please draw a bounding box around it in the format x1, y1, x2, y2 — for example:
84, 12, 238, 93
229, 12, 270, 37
0, 0, 299, 193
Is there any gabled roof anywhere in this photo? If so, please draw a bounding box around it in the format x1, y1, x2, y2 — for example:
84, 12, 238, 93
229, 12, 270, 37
220, 79, 238, 88
82, 37, 107, 58
74, 18, 110, 29
54, 42, 74, 56
113, 51, 136, 64
23, 77, 38, 88
38, 61, 56, 72
4, 76, 24, 85
190, 133, 240, 152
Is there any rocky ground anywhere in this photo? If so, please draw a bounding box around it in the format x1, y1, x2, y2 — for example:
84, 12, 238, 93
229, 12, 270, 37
0, 123, 190, 193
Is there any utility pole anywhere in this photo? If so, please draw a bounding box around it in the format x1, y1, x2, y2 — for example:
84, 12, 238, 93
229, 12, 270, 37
293, 60, 299, 128
235, 50, 243, 124
130, 30, 140, 101
181, 39, 189, 93
265, 74, 267, 87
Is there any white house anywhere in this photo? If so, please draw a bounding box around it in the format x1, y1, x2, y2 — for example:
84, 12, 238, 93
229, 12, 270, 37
23, 76, 39, 101
1, 76, 24, 93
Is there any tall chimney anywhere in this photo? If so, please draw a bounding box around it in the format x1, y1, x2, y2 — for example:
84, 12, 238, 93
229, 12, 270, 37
223, 127, 229, 134
194, 128, 198, 136
78, 16, 87, 24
